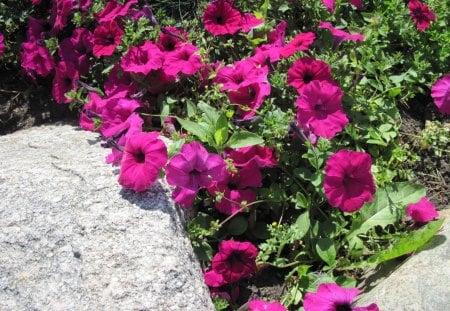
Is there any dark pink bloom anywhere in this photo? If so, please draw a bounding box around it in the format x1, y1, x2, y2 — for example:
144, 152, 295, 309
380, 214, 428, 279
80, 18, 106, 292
280, 32, 315, 58
228, 82, 271, 119
319, 22, 364, 45
163, 43, 203, 76
406, 197, 439, 223
240, 13, 264, 32
50, 0, 74, 34
212, 240, 258, 283
215, 59, 268, 91
252, 21, 287, 64
80, 92, 107, 131
322, 0, 362, 13
104, 65, 139, 97
431, 74, 450, 115
93, 20, 124, 57
324, 150, 376, 212
157, 26, 188, 52
59, 28, 93, 74
20, 42, 55, 79
26, 17, 47, 43
204, 269, 227, 288
166, 141, 227, 208
303, 283, 378, 311
77, 0, 92, 10
147, 69, 177, 94
95, 0, 137, 23
31, 0, 42, 4
295, 80, 348, 139
100, 97, 143, 138
202, 0, 242, 36
227, 145, 277, 168
287, 57, 334, 93
0, 34, 5, 57
248, 300, 287, 311
120, 41, 164, 75
52, 61, 79, 104
118, 132, 168, 192
408, 0, 436, 32
268, 20, 287, 46
129, 5, 157, 24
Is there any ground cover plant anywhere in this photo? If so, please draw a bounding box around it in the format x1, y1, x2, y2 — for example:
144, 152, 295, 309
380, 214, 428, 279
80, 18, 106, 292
0, 0, 449, 310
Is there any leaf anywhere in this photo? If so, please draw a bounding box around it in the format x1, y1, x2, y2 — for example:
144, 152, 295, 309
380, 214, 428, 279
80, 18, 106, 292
186, 99, 197, 118
193, 241, 213, 261
176, 117, 210, 142
226, 131, 264, 149
227, 215, 248, 236
367, 218, 444, 266
347, 182, 426, 240
316, 238, 336, 266
290, 211, 310, 242
198, 101, 220, 126
214, 127, 229, 146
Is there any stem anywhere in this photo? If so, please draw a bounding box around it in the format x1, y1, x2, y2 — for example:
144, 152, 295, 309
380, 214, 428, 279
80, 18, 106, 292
217, 199, 265, 227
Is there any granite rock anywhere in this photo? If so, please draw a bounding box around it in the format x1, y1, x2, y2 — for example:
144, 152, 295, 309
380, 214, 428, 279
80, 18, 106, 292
0, 123, 214, 311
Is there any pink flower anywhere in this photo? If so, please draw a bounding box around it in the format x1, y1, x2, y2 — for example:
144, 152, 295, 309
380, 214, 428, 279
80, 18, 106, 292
324, 150, 376, 212
227, 145, 278, 168
49, 0, 74, 34
95, 0, 137, 23
77, 0, 92, 11
104, 64, 139, 97
303, 283, 378, 311
252, 21, 287, 64
295, 80, 348, 139
58, 28, 93, 74
118, 132, 168, 192
287, 57, 334, 94
163, 43, 203, 76
321, 0, 363, 13
408, 0, 436, 32
147, 69, 177, 94
228, 82, 271, 119
80, 92, 107, 131
0, 33, 5, 57
93, 20, 124, 57
129, 5, 157, 24
215, 59, 268, 91
240, 13, 264, 33
52, 61, 79, 104
203, 0, 242, 36
212, 240, 258, 283
120, 41, 164, 75
100, 97, 143, 138
204, 269, 227, 287
406, 197, 439, 223
319, 22, 364, 45
280, 32, 315, 58
431, 73, 450, 115
157, 26, 188, 52
166, 141, 227, 208
20, 42, 55, 79
248, 300, 287, 311
26, 17, 47, 43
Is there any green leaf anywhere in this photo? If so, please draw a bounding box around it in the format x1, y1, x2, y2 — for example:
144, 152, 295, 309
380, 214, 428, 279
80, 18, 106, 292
198, 101, 220, 126
226, 131, 264, 149
316, 238, 336, 266
214, 127, 229, 146
176, 117, 210, 142
290, 211, 310, 241
294, 192, 309, 209
186, 99, 197, 118
347, 182, 426, 240
227, 215, 248, 236
367, 218, 444, 266
193, 241, 213, 261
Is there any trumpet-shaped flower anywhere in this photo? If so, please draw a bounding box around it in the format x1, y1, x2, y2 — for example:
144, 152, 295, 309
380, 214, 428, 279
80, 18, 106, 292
319, 22, 364, 45
226, 145, 277, 169
322, 0, 363, 13
406, 197, 439, 223
95, 0, 137, 23
203, 0, 242, 36
280, 32, 315, 58
287, 57, 334, 93
93, 20, 124, 57
249, 300, 287, 311
21, 41, 55, 79
408, 0, 436, 32
52, 61, 79, 104
215, 59, 268, 91
431, 74, 450, 115
163, 43, 202, 76
324, 150, 376, 212
228, 82, 271, 119
0, 33, 5, 57
120, 41, 164, 75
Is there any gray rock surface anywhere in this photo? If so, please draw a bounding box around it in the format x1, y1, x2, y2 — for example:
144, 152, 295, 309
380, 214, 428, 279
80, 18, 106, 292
357, 208, 450, 311
0, 123, 214, 311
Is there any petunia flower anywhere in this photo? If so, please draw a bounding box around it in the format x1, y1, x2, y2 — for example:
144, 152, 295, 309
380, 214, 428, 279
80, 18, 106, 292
252, 20, 287, 64
431, 73, 450, 115
408, 0, 436, 32
248, 300, 287, 311
287, 57, 334, 94
120, 41, 164, 75
0, 33, 5, 57
226, 145, 278, 169
321, 0, 363, 13
228, 82, 271, 119
406, 197, 439, 223
239, 13, 264, 33
319, 21, 364, 45
80, 92, 107, 131
211, 240, 258, 283
52, 61, 79, 104
166, 141, 227, 208
324, 150, 376, 212
163, 43, 203, 76
215, 59, 269, 91
280, 32, 315, 58
157, 26, 188, 52
129, 5, 157, 24
49, 0, 74, 35
92, 20, 124, 57
147, 68, 177, 94
26, 17, 47, 43
202, 0, 242, 36
100, 97, 143, 138
95, 0, 137, 23
296, 80, 348, 139
303, 283, 379, 311
58, 28, 93, 75
118, 132, 168, 192
20, 41, 55, 79
104, 64, 139, 97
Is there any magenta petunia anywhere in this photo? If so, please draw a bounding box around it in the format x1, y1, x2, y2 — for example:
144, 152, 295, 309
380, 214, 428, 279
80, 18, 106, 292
287, 57, 334, 93
77, 0, 92, 11
0, 33, 5, 57
147, 69, 177, 94
431, 74, 450, 115
212, 240, 258, 283
239, 13, 264, 33
202, 0, 242, 36
100, 97, 143, 138
163, 43, 203, 76
104, 64, 139, 97
118, 132, 168, 192
215, 59, 269, 91
166, 141, 227, 208
120, 41, 164, 75
20, 42, 55, 79
52, 61, 79, 104
26, 17, 47, 43
204, 269, 227, 288
408, 0, 436, 32
227, 145, 278, 169
93, 20, 124, 57
80, 92, 107, 131
324, 150, 376, 212
129, 5, 157, 24
228, 82, 271, 119
280, 32, 315, 58
322, 0, 363, 13
319, 22, 364, 45
58, 28, 93, 75
248, 300, 287, 311
303, 283, 378, 311
406, 197, 439, 223
252, 20, 287, 64
49, 0, 74, 34
295, 80, 348, 139
95, 0, 137, 23
157, 26, 188, 52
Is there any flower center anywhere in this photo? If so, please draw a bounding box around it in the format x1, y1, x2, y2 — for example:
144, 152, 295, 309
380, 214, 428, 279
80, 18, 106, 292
336, 304, 352, 311
216, 15, 224, 25
303, 73, 314, 84
190, 169, 201, 176
135, 151, 145, 163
